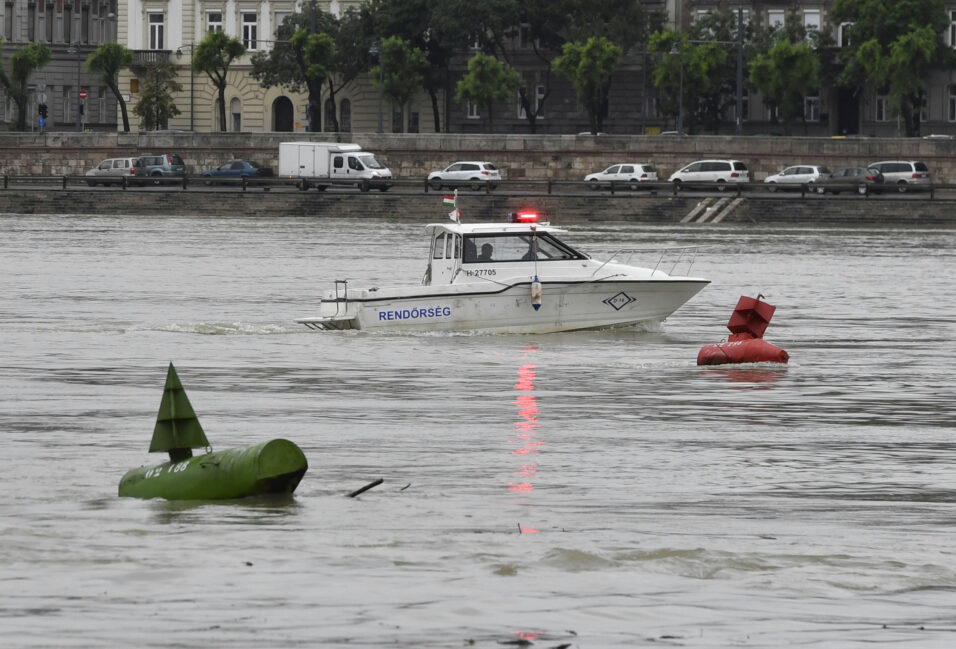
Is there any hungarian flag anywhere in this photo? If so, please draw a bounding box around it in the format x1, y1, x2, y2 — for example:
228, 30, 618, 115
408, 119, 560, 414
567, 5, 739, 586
442, 195, 455, 207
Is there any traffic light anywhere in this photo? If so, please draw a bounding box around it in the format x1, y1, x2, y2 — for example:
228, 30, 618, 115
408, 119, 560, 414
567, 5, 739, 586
38, 103, 47, 118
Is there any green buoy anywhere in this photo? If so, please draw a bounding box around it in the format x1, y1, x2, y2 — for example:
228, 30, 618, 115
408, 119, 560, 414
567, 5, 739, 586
118, 363, 308, 500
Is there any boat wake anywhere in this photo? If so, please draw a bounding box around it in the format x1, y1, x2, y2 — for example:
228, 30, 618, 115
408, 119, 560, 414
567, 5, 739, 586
140, 321, 295, 336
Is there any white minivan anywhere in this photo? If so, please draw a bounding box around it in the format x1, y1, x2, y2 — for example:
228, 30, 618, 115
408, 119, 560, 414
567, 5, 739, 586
668, 159, 750, 190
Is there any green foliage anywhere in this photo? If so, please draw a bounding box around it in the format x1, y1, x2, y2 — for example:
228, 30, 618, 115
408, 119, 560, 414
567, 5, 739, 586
133, 61, 182, 131
370, 36, 428, 132
193, 31, 246, 131
87, 43, 134, 132
749, 39, 820, 134
251, 8, 366, 132
0, 40, 52, 131
649, 30, 730, 134
554, 36, 622, 134
832, 0, 947, 135
454, 53, 521, 131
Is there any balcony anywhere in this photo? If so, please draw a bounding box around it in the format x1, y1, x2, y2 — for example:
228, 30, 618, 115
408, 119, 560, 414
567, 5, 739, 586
132, 50, 174, 67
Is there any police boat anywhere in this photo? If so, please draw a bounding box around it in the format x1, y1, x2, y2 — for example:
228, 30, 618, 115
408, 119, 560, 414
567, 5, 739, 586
296, 199, 709, 334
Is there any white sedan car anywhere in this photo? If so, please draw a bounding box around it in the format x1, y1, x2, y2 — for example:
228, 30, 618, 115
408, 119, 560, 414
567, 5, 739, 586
584, 163, 658, 190
427, 161, 501, 191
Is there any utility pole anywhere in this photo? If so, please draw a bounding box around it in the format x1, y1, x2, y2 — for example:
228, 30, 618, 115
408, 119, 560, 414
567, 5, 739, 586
736, 0, 744, 136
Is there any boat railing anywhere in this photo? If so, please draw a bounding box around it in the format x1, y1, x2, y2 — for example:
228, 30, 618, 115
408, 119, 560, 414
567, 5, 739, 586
332, 279, 349, 315
598, 246, 703, 276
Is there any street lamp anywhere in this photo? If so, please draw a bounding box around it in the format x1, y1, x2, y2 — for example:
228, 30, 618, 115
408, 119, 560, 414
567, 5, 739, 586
368, 41, 383, 133
670, 43, 683, 135
175, 45, 195, 131
735, 0, 744, 135
67, 43, 81, 132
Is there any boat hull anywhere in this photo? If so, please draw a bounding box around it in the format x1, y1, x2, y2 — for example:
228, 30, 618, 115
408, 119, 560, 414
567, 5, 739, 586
297, 279, 708, 334
118, 439, 308, 500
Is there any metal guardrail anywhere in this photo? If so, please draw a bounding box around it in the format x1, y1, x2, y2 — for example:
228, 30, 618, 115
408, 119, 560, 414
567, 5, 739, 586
0, 174, 949, 199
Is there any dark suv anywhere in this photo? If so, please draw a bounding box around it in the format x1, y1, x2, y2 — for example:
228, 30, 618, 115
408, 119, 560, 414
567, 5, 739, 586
139, 153, 188, 183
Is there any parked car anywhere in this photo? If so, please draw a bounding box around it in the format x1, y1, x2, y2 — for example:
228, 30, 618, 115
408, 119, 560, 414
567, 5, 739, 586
85, 157, 147, 186
868, 160, 932, 193
584, 163, 658, 190
763, 165, 830, 191
427, 161, 501, 191
139, 153, 188, 183
201, 160, 274, 183
815, 167, 885, 196
667, 159, 750, 190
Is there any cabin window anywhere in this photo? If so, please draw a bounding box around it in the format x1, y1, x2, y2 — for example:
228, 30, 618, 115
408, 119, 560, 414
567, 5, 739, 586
462, 233, 584, 263
433, 233, 451, 259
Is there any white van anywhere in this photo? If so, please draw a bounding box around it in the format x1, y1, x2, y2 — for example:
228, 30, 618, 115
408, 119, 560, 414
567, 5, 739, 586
277, 141, 392, 192
668, 159, 749, 190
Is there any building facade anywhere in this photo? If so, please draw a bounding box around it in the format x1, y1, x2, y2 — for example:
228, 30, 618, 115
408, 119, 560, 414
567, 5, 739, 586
117, 0, 437, 133
5, 0, 956, 136
0, 0, 118, 132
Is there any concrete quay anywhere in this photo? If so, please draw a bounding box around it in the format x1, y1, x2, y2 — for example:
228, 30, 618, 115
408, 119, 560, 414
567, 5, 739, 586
1, 185, 954, 227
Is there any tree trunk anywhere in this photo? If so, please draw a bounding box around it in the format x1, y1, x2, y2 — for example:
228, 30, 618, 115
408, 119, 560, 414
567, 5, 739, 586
218, 87, 227, 131
15, 95, 27, 131
427, 87, 442, 133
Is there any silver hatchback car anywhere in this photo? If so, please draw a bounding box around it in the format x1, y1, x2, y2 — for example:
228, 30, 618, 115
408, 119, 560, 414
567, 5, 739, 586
85, 157, 147, 186
427, 161, 501, 191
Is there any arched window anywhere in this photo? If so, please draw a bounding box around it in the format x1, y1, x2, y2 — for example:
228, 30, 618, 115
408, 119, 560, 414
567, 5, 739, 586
230, 97, 241, 131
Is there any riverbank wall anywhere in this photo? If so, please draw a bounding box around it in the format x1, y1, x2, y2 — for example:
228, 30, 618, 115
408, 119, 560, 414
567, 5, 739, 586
2, 187, 954, 227
2, 132, 956, 183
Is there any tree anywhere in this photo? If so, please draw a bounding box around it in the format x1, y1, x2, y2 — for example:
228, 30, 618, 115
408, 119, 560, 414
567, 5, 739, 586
0, 41, 52, 131
455, 53, 521, 131
749, 39, 820, 135
87, 43, 134, 132
252, 9, 368, 132
133, 61, 181, 130
371, 36, 428, 133
832, 0, 948, 136
649, 30, 729, 134
292, 29, 335, 132
554, 36, 622, 134
193, 31, 246, 132
366, 0, 454, 132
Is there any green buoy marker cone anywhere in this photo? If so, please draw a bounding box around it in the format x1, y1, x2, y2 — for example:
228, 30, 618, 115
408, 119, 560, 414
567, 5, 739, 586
119, 363, 308, 500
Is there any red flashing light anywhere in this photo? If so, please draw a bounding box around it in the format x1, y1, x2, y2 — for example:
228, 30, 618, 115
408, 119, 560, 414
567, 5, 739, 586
510, 211, 539, 223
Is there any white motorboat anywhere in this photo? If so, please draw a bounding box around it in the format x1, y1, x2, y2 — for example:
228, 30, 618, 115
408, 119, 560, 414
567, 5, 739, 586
296, 207, 709, 334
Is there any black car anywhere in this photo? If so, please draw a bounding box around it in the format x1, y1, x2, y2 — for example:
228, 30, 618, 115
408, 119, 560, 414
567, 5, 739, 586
200, 160, 274, 183
815, 167, 884, 196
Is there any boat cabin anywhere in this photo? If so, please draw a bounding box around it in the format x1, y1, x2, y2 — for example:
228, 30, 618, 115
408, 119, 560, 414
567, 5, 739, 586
423, 220, 589, 285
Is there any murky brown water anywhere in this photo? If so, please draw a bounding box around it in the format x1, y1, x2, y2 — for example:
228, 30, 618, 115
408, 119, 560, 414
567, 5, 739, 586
2, 213, 955, 648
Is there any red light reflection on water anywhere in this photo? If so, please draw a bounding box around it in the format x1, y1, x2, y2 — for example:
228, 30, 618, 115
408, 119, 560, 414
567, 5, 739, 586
507, 346, 541, 497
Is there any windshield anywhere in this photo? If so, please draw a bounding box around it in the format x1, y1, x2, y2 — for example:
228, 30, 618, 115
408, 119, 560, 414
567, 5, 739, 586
462, 232, 587, 263
358, 154, 386, 170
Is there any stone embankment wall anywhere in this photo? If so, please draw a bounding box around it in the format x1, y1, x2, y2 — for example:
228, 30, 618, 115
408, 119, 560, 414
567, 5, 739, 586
1, 132, 956, 182
1, 186, 954, 227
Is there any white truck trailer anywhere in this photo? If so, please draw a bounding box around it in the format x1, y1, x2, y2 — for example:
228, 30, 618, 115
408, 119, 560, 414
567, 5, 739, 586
277, 141, 393, 192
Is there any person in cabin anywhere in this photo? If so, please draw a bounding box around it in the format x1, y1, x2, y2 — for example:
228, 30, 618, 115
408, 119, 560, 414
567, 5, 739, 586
478, 243, 494, 262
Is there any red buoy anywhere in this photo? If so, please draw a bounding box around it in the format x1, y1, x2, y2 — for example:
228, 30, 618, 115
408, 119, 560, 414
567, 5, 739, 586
697, 295, 789, 365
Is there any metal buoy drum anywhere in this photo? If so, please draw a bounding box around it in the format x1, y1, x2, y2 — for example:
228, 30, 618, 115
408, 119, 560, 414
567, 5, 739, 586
697, 295, 789, 366
118, 363, 308, 500
118, 439, 307, 500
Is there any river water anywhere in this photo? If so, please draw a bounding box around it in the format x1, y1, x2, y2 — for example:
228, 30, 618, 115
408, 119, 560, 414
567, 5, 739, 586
1, 212, 955, 648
